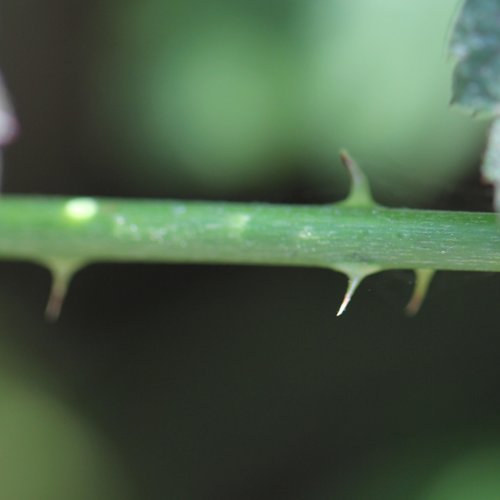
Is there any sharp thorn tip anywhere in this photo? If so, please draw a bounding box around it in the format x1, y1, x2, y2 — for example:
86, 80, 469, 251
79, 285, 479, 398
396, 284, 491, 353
336, 275, 362, 317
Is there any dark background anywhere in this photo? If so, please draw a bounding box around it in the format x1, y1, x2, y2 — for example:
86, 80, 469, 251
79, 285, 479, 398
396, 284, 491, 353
1, 1, 499, 499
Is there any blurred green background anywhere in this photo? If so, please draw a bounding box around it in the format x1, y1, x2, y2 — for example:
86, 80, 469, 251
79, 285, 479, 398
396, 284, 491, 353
0, 1, 499, 499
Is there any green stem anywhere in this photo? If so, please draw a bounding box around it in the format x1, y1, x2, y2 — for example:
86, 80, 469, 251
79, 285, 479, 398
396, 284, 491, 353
0, 195, 499, 272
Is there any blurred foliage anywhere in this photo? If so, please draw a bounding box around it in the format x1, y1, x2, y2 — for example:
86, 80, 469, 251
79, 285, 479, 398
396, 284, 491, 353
0, 1, 499, 500
450, 0, 500, 212
423, 445, 500, 500
450, 0, 500, 114
87, 0, 485, 202
0, 301, 130, 500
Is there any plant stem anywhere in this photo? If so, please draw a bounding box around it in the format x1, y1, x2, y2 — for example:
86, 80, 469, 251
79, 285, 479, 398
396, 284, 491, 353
0, 195, 499, 272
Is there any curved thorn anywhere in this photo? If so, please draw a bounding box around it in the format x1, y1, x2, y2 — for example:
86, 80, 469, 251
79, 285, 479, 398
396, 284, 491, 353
406, 269, 435, 316
339, 150, 376, 207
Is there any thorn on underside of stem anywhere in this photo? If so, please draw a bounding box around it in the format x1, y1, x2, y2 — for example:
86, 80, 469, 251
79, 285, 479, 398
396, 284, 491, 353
337, 274, 363, 316
406, 269, 436, 316
334, 264, 381, 317
44, 260, 82, 322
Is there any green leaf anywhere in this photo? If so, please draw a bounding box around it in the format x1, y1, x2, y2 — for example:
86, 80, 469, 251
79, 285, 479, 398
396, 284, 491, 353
450, 0, 500, 115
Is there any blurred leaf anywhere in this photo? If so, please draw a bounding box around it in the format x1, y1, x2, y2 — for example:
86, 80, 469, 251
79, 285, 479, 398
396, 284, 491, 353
89, 0, 485, 202
450, 0, 500, 114
450, 0, 500, 210
423, 447, 500, 500
0, 337, 130, 500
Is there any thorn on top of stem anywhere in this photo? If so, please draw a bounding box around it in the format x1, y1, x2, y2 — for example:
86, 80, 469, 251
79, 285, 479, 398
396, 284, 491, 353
338, 150, 377, 208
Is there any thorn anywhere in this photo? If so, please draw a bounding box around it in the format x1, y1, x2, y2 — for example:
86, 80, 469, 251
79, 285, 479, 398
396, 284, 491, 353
44, 260, 81, 322
339, 150, 376, 208
337, 275, 363, 316
406, 269, 435, 316
334, 264, 380, 317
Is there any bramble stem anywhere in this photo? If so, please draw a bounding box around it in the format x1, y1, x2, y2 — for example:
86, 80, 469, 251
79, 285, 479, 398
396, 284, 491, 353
0, 195, 499, 272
